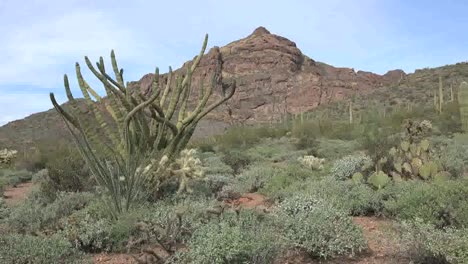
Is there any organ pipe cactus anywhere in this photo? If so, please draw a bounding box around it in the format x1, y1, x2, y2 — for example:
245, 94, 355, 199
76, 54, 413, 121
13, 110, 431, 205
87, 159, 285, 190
459, 82, 468, 132
49, 34, 236, 216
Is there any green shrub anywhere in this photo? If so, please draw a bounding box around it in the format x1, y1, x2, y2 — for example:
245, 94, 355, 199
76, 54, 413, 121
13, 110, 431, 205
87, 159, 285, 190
261, 163, 315, 199
0, 178, 7, 195
6, 192, 94, 234
221, 149, 252, 174
0, 234, 86, 264
43, 146, 92, 196
61, 209, 113, 253
432, 134, 468, 177
0, 198, 10, 219
400, 219, 468, 264
229, 163, 281, 193
276, 195, 367, 259
384, 180, 468, 228
180, 211, 280, 264
316, 139, 361, 159
286, 177, 383, 216
199, 153, 234, 176
330, 154, 372, 181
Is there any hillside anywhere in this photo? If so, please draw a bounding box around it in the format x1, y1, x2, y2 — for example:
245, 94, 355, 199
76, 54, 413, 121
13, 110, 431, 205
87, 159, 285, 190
1, 27, 467, 150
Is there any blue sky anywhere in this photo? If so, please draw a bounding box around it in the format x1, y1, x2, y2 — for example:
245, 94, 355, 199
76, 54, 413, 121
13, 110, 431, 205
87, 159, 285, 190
1, 0, 467, 125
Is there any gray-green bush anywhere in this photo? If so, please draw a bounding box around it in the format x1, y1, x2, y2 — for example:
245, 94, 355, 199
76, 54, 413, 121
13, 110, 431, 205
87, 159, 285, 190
0, 234, 86, 264
179, 211, 280, 264
276, 195, 367, 259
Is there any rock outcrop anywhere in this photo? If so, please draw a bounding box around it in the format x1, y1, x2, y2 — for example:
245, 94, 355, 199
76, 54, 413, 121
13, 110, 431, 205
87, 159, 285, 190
129, 26, 404, 126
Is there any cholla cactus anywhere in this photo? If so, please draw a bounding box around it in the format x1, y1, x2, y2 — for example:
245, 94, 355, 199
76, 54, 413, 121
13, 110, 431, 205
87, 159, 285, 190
401, 119, 432, 143
298, 155, 325, 170
0, 149, 18, 167
143, 149, 204, 194
172, 149, 204, 193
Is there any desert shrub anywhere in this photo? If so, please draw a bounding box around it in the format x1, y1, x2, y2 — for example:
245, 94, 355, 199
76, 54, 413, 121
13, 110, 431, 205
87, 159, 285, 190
0, 169, 33, 188
434, 101, 463, 135
0, 234, 86, 264
294, 136, 319, 152
191, 139, 217, 153
261, 163, 315, 199
316, 139, 361, 159
199, 153, 234, 176
0, 198, 10, 219
6, 192, 94, 234
289, 177, 383, 216
43, 146, 92, 195
400, 219, 468, 264
229, 163, 281, 194
0, 178, 7, 195
330, 154, 372, 181
358, 118, 398, 164
276, 195, 367, 259
432, 134, 468, 177
61, 209, 113, 253
215, 125, 288, 151
179, 210, 280, 264
384, 180, 468, 228
221, 149, 252, 174
190, 174, 234, 197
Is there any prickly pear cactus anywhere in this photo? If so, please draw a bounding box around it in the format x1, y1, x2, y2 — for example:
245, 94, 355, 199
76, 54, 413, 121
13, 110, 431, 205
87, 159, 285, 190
387, 119, 449, 181
351, 172, 364, 184
459, 82, 468, 132
367, 171, 390, 189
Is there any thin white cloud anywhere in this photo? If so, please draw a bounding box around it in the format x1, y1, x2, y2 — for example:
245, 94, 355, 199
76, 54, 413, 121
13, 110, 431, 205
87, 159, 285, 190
0, 8, 144, 87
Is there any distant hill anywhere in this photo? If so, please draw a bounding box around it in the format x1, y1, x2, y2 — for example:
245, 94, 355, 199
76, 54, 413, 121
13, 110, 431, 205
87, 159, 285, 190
1, 26, 467, 150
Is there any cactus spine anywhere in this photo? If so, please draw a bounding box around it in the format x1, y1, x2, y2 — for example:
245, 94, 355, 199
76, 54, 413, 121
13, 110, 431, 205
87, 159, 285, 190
459, 82, 468, 132
49, 35, 236, 215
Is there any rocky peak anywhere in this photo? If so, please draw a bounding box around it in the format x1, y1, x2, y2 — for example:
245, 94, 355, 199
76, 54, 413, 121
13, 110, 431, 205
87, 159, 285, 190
129, 27, 405, 127
250, 26, 271, 36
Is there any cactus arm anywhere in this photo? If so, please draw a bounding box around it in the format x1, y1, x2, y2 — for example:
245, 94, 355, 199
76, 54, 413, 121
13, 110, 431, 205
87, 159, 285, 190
192, 80, 236, 124
111, 50, 125, 89
159, 67, 173, 106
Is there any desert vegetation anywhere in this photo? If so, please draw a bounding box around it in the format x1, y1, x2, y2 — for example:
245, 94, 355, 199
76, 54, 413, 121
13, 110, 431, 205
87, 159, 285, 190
1, 34, 468, 264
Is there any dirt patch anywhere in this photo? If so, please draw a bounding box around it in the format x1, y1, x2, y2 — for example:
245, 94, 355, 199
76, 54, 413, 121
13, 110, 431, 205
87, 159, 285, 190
224, 192, 272, 211
93, 253, 138, 264
3, 182, 34, 206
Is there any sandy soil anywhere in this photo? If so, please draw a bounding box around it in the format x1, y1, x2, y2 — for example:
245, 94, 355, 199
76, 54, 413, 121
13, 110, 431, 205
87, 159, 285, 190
3, 182, 34, 206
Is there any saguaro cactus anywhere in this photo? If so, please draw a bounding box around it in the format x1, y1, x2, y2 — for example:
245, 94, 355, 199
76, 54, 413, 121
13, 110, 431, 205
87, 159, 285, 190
438, 76, 444, 114
49, 34, 236, 215
459, 82, 468, 132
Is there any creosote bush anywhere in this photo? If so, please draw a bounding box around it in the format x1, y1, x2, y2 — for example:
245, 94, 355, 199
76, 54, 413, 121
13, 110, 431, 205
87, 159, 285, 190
179, 210, 280, 264
276, 195, 367, 259
0, 233, 86, 264
400, 219, 468, 264
384, 180, 468, 228
330, 154, 372, 181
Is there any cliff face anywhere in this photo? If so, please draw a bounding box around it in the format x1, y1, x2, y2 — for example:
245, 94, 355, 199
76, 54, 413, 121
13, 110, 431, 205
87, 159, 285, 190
131, 27, 405, 125
1, 26, 412, 149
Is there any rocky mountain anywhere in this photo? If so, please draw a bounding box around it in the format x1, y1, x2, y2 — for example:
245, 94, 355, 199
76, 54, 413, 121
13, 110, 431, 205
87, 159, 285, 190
1, 26, 466, 150
131, 27, 404, 125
